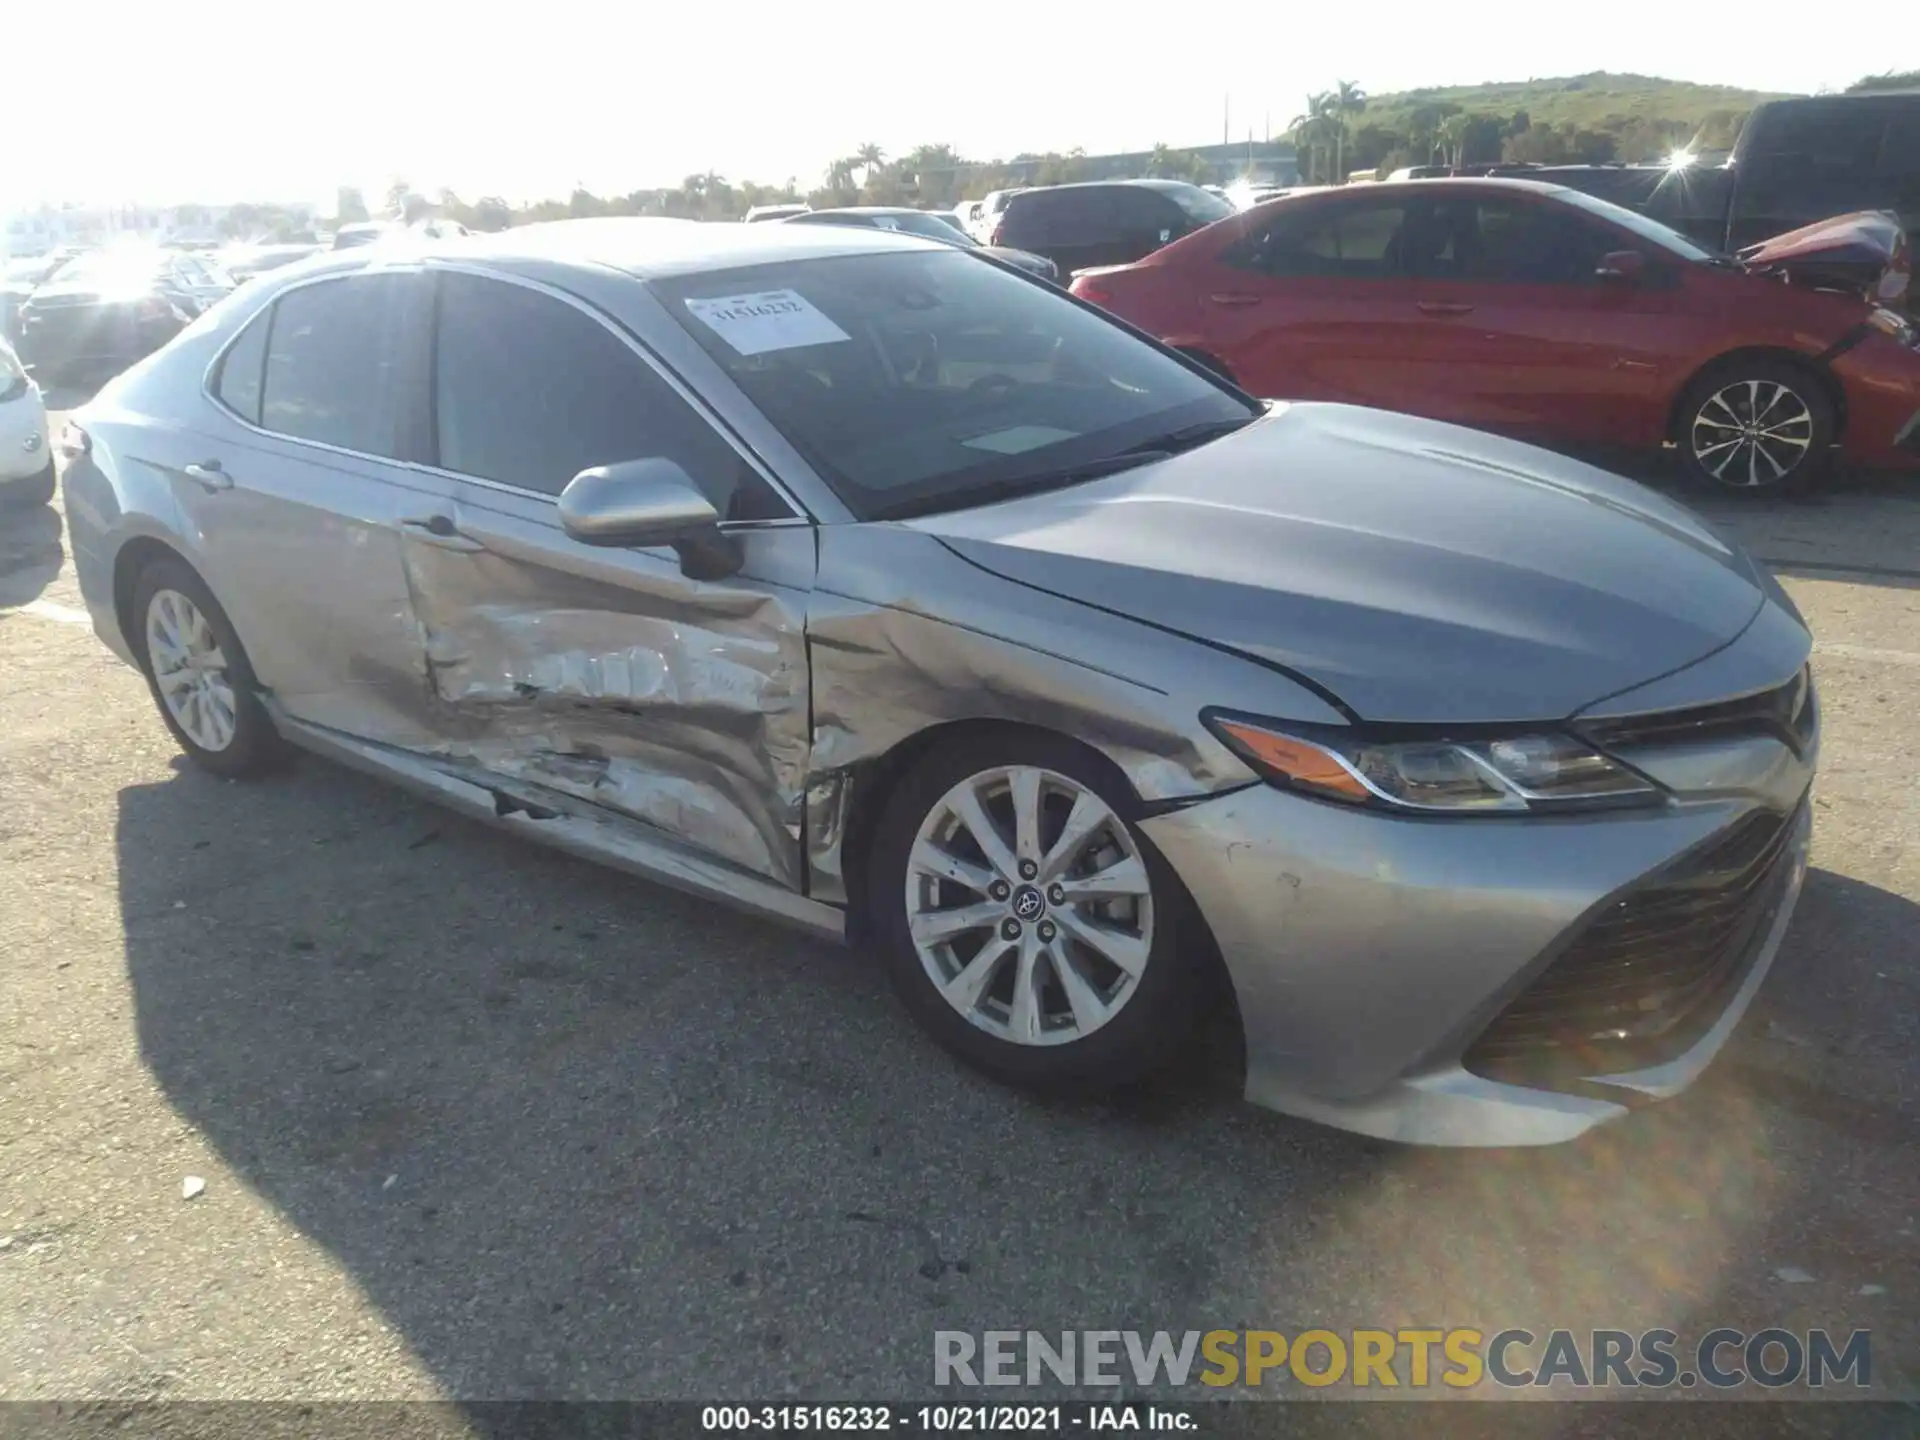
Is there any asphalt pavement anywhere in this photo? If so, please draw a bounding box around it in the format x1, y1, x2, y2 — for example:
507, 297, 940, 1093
2, 413, 1915, 1417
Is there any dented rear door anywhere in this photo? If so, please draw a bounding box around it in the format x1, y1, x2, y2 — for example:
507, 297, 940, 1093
404, 270, 816, 890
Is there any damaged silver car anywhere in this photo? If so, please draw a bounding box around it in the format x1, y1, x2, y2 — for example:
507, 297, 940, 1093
62, 219, 1817, 1145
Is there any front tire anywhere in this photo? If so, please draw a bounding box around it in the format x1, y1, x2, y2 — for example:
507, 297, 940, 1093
130, 556, 289, 778
866, 730, 1207, 1094
1676, 360, 1833, 495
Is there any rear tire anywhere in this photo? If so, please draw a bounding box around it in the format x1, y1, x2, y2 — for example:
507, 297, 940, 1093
866, 729, 1208, 1094
1675, 359, 1833, 496
130, 556, 290, 778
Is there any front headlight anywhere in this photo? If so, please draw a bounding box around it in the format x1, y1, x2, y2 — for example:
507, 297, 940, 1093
1867, 307, 1916, 348
1205, 714, 1662, 815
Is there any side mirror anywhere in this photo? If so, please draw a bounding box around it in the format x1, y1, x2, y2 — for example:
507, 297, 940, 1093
1596, 249, 1646, 283
557, 458, 742, 579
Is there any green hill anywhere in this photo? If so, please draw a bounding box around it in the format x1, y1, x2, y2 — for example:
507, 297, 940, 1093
1361, 71, 1788, 132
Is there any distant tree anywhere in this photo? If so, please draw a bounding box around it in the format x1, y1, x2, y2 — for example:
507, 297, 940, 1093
1436, 114, 1470, 168
384, 179, 412, 217
1847, 70, 1920, 93
854, 143, 887, 184
1331, 80, 1367, 184
1289, 93, 1340, 183
568, 187, 605, 218
472, 196, 513, 231
335, 186, 369, 224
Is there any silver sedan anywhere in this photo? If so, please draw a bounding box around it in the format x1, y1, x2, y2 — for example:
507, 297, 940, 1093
61, 219, 1817, 1146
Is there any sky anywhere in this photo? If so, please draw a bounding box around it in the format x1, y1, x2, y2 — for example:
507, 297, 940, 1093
3, 0, 1900, 212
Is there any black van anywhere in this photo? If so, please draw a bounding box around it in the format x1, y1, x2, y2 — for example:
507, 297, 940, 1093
993, 180, 1235, 278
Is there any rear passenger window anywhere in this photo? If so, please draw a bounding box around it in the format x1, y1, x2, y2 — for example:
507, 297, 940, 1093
259, 276, 409, 456
213, 310, 269, 425
1234, 202, 1408, 279
432, 273, 788, 520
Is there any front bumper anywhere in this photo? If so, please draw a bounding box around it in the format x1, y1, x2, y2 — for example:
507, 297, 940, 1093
1833, 333, 1920, 471
1143, 621, 1819, 1150
0, 385, 52, 482
1146, 784, 1811, 1147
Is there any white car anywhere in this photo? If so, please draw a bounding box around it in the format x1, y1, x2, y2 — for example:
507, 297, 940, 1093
0, 337, 54, 508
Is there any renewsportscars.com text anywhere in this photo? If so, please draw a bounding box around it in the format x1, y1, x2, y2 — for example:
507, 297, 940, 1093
934, 1328, 1873, 1391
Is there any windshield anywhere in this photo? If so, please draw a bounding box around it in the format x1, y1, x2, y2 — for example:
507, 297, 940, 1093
1550, 186, 1721, 261
1161, 184, 1235, 226
657, 249, 1256, 521
46, 251, 167, 289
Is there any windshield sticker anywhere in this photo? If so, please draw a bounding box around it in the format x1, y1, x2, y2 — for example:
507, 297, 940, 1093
962, 425, 1078, 455
684, 290, 851, 356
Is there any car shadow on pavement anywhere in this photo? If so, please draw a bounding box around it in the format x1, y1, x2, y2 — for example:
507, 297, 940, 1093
112, 756, 1381, 1401
113, 757, 1918, 1405
0, 500, 64, 607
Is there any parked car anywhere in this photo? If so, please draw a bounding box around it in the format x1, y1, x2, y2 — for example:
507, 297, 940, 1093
743, 204, 811, 223
1071, 178, 1920, 493
3, 254, 72, 344
0, 336, 54, 507
992, 179, 1235, 279
783, 205, 1060, 281
1522, 92, 1920, 287
332, 222, 398, 249
63, 220, 1820, 1146
968, 188, 1027, 243
15, 248, 233, 385
223, 243, 325, 283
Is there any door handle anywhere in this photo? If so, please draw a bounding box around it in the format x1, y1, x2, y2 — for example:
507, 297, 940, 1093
1415, 301, 1475, 316
182, 460, 232, 492
1207, 293, 1264, 307
399, 514, 487, 553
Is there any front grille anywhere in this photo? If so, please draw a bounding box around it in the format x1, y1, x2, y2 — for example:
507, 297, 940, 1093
1576, 666, 1816, 758
1465, 806, 1798, 1080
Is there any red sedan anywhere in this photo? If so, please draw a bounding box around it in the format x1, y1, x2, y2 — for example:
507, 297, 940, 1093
1071, 179, 1920, 494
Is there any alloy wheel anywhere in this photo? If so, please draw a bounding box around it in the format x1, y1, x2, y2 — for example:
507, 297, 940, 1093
1690, 379, 1814, 488
146, 588, 237, 752
906, 765, 1154, 1046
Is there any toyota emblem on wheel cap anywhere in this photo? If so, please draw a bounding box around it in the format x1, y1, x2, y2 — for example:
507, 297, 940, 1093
1011, 884, 1046, 921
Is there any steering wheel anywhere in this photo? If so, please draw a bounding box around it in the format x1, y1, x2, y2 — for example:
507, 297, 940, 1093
966, 373, 1020, 403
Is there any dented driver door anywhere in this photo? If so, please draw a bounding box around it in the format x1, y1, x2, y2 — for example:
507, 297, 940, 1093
401, 270, 817, 890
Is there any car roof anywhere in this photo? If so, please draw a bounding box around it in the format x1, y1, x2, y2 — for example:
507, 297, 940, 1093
291, 216, 947, 282
803, 206, 933, 217
1249, 176, 1573, 204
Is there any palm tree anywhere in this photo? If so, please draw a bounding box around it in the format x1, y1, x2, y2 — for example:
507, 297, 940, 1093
1288, 93, 1338, 184
824, 158, 857, 192
854, 143, 886, 184
1437, 114, 1471, 170
1331, 80, 1366, 183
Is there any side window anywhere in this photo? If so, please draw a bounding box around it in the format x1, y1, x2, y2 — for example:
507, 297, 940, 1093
259, 275, 410, 456
1112, 189, 1176, 241
432, 273, 788, 521
1748, 103, 1884, 179
1880, 106, 1920, 178
214, 309, 270, 425
1417, 198, 1616, 284
1236, 202, 1408, 279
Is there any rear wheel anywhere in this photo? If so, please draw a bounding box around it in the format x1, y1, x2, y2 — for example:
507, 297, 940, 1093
1676, 360, 1832, 495
130, 557, 289, 778
866, 731, 1207, 1093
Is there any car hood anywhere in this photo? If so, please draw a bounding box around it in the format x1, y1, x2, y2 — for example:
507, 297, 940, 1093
910, 403, 1768, 724
1738, 209, 1910, 307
